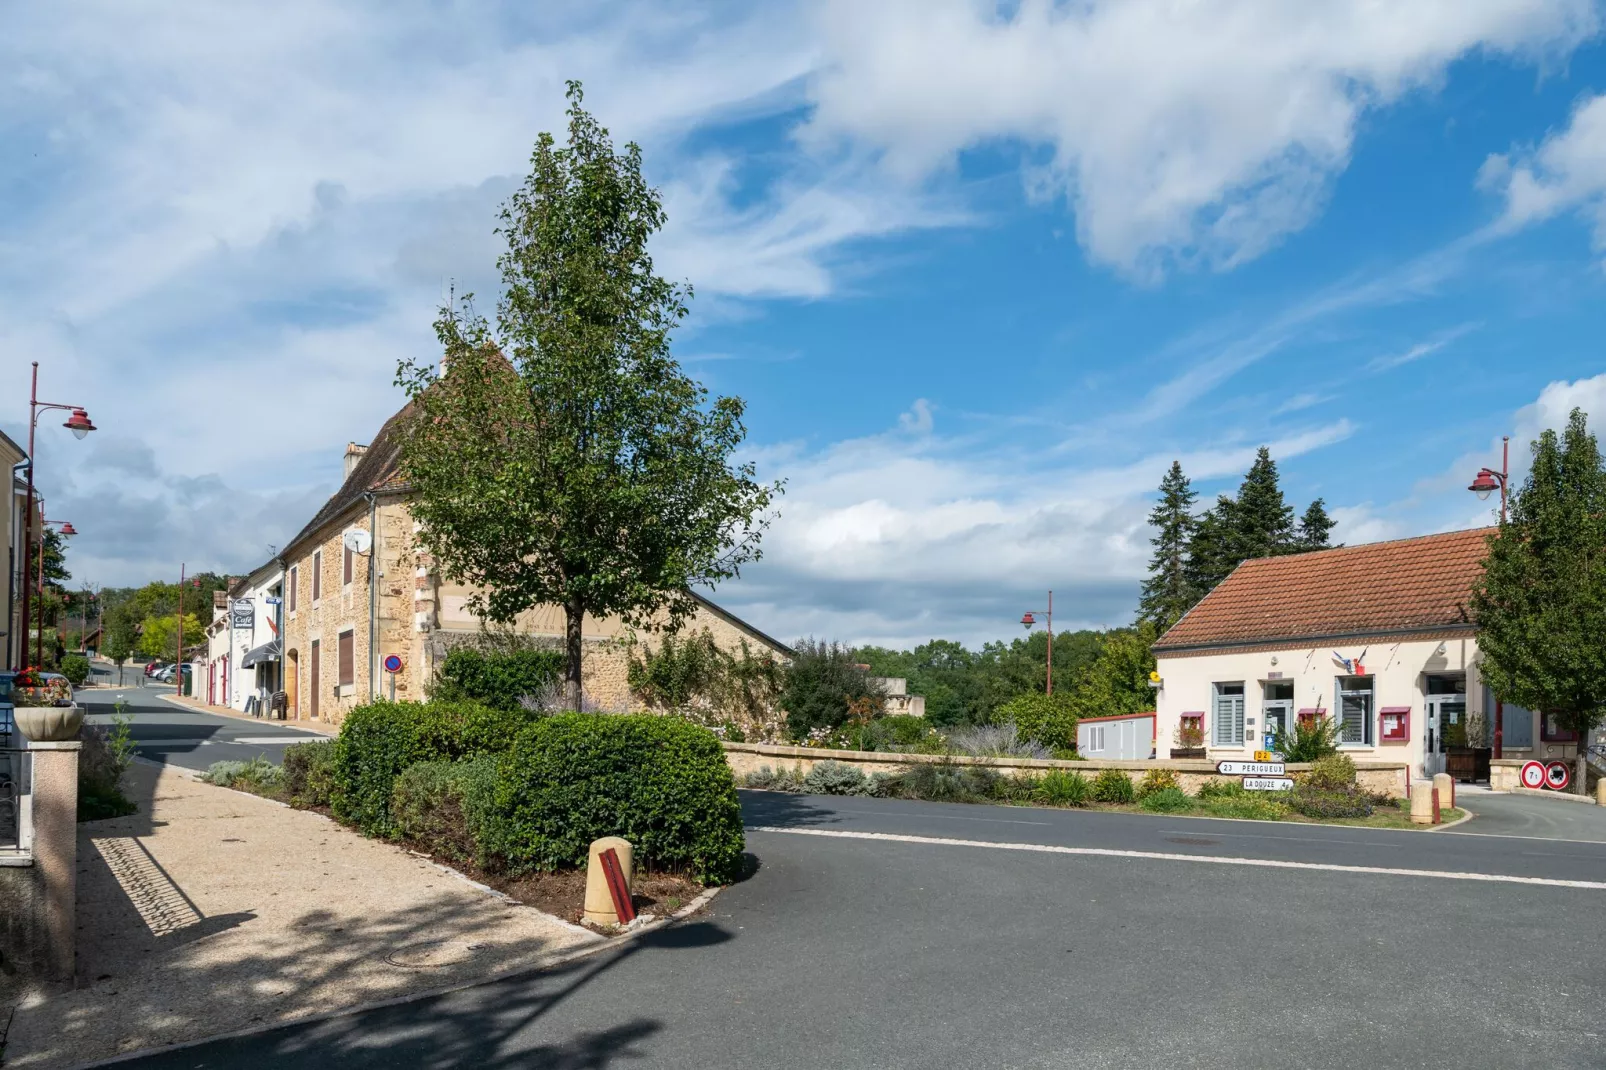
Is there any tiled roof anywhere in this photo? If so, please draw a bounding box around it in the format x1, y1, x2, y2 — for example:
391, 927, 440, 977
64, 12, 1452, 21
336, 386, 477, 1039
1153, 527, 1495, 652
281, 401, 413, 559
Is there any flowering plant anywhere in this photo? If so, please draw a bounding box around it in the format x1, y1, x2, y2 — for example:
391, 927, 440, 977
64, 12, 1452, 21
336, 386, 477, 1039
11, 667, 73, 707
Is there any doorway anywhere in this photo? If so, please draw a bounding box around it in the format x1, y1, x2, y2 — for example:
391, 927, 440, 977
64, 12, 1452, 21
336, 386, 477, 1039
1262, 681, 1294, 752
1423, 675, 1467, 777
287, 649, 299, 717
310, 640, 320, 720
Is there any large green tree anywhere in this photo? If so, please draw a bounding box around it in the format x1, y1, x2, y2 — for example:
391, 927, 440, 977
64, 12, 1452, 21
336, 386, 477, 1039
1139, 461, 1198, 631
1472, 408, 1606, 795
396, 83, 779, 708
1180, 448, 1330, 603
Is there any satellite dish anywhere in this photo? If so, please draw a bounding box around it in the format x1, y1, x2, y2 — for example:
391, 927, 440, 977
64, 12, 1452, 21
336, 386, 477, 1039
343, 528, 373, 554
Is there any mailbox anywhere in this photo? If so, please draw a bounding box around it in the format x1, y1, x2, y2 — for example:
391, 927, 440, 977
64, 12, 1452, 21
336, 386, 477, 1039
1380, 705, 1411, 743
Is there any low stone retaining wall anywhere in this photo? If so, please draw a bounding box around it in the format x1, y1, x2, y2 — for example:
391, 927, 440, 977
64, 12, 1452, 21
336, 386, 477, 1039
722, 743, 1409, 799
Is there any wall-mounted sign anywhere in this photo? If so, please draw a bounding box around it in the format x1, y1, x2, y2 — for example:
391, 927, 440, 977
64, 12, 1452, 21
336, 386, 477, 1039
1217, 760, 1286, 777
1244, 777, 1295, 792
383, 654, 404, 674
230, 599, 254, 629
264, 595, 282, 606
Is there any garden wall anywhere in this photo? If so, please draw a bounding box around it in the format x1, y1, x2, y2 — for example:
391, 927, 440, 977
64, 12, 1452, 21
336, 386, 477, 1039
721, 742, 1410, 799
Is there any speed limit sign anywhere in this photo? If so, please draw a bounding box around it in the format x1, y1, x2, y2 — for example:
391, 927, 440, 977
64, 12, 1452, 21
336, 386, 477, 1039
1518, 761, 1546, 789
1545, 761, 1572, 791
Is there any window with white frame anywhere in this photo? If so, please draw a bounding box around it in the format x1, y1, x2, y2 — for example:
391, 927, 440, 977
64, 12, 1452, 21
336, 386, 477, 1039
1213, 682, 1245, 746
1087, 724, 1107, 753
1336, 676, 1374, 746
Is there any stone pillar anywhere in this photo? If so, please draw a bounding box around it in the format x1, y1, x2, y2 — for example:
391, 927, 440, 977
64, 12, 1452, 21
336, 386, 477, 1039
1432, 773, 1454, 812
584, 837, 634, 926
28, 741, 80, 983
1409, 782, 1435, 825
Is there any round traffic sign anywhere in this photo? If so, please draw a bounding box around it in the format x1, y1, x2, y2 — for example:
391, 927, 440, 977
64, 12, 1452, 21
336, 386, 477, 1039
1545, 761, 1571, 791
1518, 761, 1546, 790
383, 654, 404, 674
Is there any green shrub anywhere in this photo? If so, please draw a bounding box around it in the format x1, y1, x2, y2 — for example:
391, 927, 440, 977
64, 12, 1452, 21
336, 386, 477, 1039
1287, 784, 1373, 819
1306, 753, 1358, 791
884, 761, 992, 803
1196, 778, 1248, 800
996, 772, 1043, 803
431, 647, 565, 711
804, 760, 871, 796
201, 757, 284, 791
781, 639, 883, 740
1198, 795, 1290, 821
862, 715, 946, 753
1273, 715, 1340, 762
392, 757, 499, 864
1091, 768, 1136, 804
491, 714, 744, 884
992, 692, 1079, 753
743, 764, 806, 792
77, 714, 137, 820
59, 654, 91, 686
331, 700, 536, 837
1034, 769, 1092, 807
1137, 768, 1181, 799
282, 740, 338, 809
1139, 786, 1192, 813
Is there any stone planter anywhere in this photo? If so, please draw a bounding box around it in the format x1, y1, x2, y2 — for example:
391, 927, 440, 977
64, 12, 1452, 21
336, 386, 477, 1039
1170, 747, 1206, 760
14, 704, 84, 743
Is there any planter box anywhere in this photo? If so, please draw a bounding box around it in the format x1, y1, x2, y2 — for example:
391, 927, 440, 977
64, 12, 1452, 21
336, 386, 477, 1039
1169, 747, 1206, 760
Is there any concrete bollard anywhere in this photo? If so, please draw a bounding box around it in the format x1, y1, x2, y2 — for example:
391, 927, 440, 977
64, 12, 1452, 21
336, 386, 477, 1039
1597, 777, 1605, 807
1433, 773, 1454, 812
584, 837, 634, 925
1409, 783, 1435, 825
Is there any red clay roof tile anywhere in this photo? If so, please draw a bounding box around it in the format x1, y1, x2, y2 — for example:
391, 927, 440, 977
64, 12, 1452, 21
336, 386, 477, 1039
1153, 527, 1494, 652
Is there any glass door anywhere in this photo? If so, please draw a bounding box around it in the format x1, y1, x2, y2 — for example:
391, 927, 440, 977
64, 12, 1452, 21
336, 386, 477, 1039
1262, 681, 1294, 753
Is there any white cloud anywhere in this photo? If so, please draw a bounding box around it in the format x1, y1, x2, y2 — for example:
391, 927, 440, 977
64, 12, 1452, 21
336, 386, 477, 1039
1365, 321, 1481, 373
1481, 91, 1606, 253
803, 0, 1598, 276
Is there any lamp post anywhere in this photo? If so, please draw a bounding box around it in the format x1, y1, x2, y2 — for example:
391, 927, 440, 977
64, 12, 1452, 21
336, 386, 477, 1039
35, 516, 76, 669
1468, 436, 1509, 760
17, 361, 96, 669
1020, 590, 1054, 695
175, 568, 199, 694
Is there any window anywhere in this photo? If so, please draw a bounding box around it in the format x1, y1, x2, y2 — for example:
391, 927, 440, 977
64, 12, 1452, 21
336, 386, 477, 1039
1087, 724, 1106, 753
1262, 680, 1294, 746
343, 544, 354, 585
338, 629, 355, 689
1212, 682, 1245, 746
1336, 676, 1374, 746
289, 566, 298, 612
312, 551, 322, 601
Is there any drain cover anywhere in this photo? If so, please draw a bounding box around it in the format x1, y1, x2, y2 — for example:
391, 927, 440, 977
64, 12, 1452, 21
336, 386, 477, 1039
1165, 836, 1219, 846
384, 940, 483, 969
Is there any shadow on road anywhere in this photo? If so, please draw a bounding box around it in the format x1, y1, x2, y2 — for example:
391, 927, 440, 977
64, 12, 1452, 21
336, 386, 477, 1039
738, 788, 847, 830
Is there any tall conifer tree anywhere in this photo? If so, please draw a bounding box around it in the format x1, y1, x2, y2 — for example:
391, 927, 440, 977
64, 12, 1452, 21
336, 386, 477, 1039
1297, 498, 1336, 551
1139, 461, 1198, 630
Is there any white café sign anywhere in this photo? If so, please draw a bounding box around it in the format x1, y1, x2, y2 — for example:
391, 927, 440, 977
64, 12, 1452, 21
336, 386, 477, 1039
1216, 760, 1286, 777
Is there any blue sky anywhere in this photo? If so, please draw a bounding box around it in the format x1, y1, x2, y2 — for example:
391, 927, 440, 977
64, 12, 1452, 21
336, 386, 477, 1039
5, 0, 1606, 648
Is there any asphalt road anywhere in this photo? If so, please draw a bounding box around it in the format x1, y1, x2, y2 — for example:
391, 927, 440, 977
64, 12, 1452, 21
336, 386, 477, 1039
113, 790, 1606, 1069
77, 686, 328, 772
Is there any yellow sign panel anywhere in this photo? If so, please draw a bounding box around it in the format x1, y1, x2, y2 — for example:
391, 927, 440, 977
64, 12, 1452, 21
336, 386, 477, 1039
1254, 750, 1273, 762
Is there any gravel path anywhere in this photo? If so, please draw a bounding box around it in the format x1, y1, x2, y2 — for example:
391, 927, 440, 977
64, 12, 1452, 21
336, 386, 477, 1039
3, 761, 599, 1068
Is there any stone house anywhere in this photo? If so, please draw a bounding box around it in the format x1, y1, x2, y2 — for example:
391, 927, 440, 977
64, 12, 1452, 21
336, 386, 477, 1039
269, 401, 790, 725
1151, 527, 1589, 782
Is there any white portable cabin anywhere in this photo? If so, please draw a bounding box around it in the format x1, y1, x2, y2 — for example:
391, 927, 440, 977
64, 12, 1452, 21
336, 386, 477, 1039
1078, 713, 1156, 760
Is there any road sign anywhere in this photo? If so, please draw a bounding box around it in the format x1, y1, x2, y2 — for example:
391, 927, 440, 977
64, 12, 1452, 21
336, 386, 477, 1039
383, 654, 403, 674
1217, 760, 1286, 777
1243, 777, 1295, 792
1519, 761, 1546, 789
264, 595, 282, 605
1545, 761, 1571, 791
230, 599, 253, 629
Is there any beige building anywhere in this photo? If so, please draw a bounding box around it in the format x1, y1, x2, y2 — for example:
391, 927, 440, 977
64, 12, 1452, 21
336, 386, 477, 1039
1152, 528, 1589, 782
269, 402, 790, 725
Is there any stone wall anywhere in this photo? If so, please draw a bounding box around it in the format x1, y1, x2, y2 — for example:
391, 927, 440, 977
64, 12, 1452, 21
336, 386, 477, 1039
0, 743, 79, 994
722, 743, 1410, 799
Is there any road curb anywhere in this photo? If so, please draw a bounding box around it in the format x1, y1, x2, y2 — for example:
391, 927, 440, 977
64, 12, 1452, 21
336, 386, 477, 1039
63, 884, 722, 1070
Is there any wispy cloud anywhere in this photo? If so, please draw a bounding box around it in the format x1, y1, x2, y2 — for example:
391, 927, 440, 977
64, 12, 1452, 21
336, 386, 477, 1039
1365, 322, 1481, 373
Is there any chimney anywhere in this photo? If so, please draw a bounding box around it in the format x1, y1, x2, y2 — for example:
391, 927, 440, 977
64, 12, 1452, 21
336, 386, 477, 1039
344, 442, 369, 479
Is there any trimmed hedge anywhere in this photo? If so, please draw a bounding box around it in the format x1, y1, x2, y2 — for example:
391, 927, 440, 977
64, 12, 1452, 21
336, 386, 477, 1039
392, 757, 499, 864
993, 692, 1079, 753
431, 647, 564, 711
491, 714, 745, 884
282, 740, 338, 809
331, 700, 535, 837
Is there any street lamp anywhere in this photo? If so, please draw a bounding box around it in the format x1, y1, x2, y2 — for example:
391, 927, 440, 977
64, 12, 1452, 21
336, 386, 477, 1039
1020, 590, 1055, 695
33, 515, 77, 669
16, 362, 96, 669
1468, 435, 1510, 761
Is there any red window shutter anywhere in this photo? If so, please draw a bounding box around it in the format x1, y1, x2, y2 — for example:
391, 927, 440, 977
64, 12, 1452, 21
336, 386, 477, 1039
313, 552, 322, 601
289, 567, 297, 612
338, 631, 354, 687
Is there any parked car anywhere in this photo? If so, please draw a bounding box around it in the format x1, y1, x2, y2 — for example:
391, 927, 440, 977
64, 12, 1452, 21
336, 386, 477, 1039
144, 661, 168, 678
155, 665, 191, 685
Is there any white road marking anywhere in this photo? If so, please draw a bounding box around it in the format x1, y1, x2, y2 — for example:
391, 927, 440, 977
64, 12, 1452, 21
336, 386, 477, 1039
746, 826, 1606, 891
228, 736, 322, 744
1159, 827, 1405, 849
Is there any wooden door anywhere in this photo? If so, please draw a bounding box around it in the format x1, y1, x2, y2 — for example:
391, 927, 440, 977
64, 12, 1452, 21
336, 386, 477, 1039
287, 650, 299, 717
310, 640, 320, 720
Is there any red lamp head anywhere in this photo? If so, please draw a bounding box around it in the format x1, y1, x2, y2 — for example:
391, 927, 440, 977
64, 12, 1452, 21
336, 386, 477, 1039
1020, 611, 1036, 630
57, 522, 78, 536
1468, 469, 1500, 501
64, 408, 96, 439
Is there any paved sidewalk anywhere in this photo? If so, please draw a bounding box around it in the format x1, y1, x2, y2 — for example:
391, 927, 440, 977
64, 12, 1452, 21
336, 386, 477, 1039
3, 762, 598, 1067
